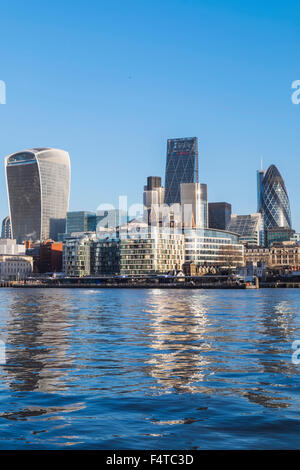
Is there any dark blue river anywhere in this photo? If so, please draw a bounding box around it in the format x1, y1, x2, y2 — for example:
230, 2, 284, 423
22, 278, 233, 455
0, 288, 299, 449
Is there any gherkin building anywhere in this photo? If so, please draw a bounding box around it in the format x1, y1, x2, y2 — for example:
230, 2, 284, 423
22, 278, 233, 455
261, 164, 292, 229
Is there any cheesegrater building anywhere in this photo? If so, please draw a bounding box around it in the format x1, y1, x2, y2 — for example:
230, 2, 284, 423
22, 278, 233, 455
164, 137, 198, 205
5, 148, 70, 242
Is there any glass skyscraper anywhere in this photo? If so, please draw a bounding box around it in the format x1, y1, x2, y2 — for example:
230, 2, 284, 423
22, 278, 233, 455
5, 148, 70, 242
256, 169, 266, 212
1, 216, 11, 239
260, 164, 292, 230
164, 137, 198, 205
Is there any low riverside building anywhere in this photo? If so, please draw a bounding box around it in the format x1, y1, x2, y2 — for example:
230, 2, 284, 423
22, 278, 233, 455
0, 254, 33, 280
39, 240, 63, 273
93, 223, 185, 276
245, 246, 270, 265
245, 242, 300, 269
63, 233, 95, 277
0, 238, 26, 255
269, 241, 300, 269
184, 228, 244, 268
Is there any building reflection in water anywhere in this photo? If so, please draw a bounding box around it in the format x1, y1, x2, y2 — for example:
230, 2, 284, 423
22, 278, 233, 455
242, 293, 299, 409
2, 290, 74, 393
143, 289, 216, 394
142, 290, 300, 410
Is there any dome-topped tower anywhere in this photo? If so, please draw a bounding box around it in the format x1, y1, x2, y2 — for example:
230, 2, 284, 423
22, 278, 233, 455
261, 164, 292, 229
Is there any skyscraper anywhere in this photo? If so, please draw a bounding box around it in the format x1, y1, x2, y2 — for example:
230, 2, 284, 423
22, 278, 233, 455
164, 137, 198, 205
260, 164, 292, 230
5, 148, 70, 242
143, 176, 165, 225
180, 183, 208, 228
1, 216, 11, 239
257, 169, 266, 212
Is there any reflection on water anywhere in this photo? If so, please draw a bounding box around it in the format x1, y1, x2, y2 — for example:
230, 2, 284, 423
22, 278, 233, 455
0, 288, 299, 449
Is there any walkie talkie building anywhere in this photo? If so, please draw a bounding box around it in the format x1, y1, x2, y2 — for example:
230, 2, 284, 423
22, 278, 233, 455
260, 164, 292, 230
5, 148, 70, 242
164, 137, 198, 205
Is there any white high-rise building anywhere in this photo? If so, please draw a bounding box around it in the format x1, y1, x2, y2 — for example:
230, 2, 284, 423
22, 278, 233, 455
180, 183, 208, 228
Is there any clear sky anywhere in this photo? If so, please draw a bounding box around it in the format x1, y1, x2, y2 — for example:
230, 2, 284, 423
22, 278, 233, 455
0, 0, 300, 229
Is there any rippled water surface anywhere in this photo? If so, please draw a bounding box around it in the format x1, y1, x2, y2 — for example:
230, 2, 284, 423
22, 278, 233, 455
0, 287, 299, 449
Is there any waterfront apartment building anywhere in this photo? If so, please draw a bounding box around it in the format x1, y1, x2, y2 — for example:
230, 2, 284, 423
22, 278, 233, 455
208, 202, 232, 231
164, 137, 198, 205
5, 148, 70, 242
184, 228, 244, 268
226, 213, 263, 246
0, 254, 33, 280
92, 224, 185, 276
1, 216, 11, 239
180, 183, 208, 228
63, 234, 94, 277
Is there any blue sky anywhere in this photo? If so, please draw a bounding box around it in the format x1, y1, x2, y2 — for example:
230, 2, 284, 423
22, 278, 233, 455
0, 0, 300, 229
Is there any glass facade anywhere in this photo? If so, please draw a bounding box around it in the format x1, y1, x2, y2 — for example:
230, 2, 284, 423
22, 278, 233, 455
5, 148, 70, 242
66, 211, 96, 233
1, 216, 11, 239
261, 165, 292, 230
184, 228, 244, 267
164, 137, 198, 205
257, 169, 265, 212
266, 228, 295, 247
226, 213, 263, 246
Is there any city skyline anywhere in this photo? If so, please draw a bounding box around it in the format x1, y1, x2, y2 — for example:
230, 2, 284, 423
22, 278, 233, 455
0, 1, 300, 231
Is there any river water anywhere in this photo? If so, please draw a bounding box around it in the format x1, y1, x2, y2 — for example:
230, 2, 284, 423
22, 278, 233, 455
0, 287, 299, 449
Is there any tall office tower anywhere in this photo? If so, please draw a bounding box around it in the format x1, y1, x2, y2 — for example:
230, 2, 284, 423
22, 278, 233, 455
146, 176, 162, 191
5, 148, 70, 242
180, 183, 208, 228
208, 202, 232, 230
1, 216, 11, 239
257, 169, 266, 212
143, 177, 165, 225
261, 165, 292, 230
164, 137, 198, 205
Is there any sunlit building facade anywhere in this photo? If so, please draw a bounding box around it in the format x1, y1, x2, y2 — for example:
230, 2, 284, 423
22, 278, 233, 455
184, 228, 244, 268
